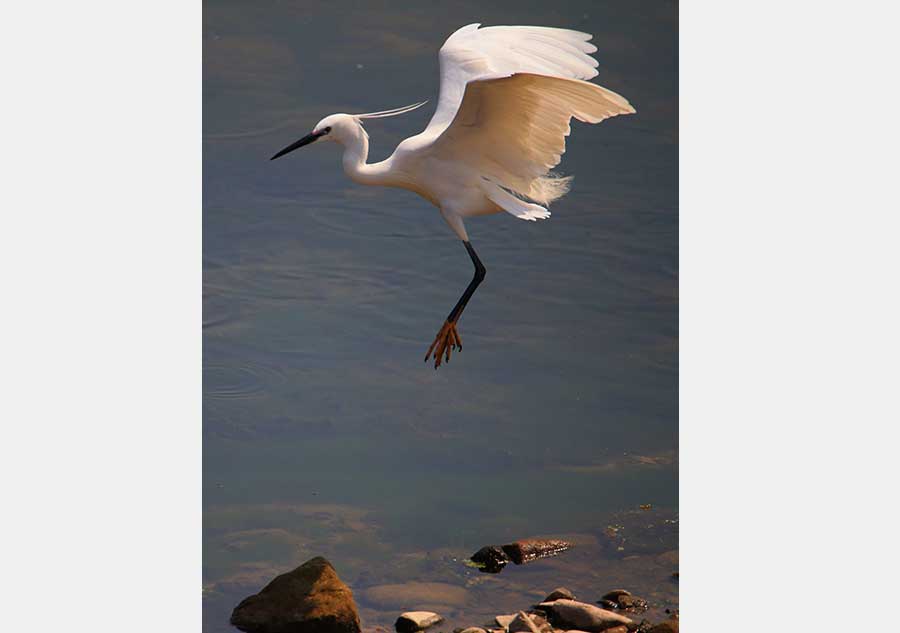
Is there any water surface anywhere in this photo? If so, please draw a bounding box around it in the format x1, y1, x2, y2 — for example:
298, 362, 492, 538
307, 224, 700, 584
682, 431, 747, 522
204, 1, 677, 630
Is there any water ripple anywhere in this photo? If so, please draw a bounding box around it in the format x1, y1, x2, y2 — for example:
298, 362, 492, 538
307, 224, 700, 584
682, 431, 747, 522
203, 362, 287, 400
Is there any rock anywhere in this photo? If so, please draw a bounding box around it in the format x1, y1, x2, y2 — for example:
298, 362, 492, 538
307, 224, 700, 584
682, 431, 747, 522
537, 599, 632, 632
471, 546, 510, 573
459, 628, 488, 633
618, 595, 647, 611
509, 612, 551, 633
230, 556, 361, 633
363, 582, 468, 609
647, 618, 678, 633
495, 615, 517, 630
501, 539, 574, 565
545, 587, 575, 601
395, 612, 443, 633
598, 590, 647, 613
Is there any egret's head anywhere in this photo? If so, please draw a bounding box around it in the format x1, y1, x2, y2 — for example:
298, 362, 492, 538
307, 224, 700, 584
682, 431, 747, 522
270, 101, 428, 161
270, 114, 348, 160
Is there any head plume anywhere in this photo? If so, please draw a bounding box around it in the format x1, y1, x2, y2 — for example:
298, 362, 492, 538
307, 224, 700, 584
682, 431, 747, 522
354, 101, 428, 120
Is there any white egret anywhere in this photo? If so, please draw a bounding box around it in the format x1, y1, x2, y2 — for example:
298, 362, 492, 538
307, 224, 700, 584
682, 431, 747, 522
272, 23, 635, 368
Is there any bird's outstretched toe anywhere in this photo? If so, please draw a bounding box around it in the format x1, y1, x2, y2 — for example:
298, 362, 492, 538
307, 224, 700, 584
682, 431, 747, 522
424, 320, 463, 369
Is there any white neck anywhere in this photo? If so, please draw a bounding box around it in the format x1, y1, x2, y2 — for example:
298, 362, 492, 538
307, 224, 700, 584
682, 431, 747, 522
340, 125, 395, 187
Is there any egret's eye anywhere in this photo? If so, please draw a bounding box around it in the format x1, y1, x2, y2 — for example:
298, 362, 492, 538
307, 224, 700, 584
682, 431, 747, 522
322, 126, 331, 134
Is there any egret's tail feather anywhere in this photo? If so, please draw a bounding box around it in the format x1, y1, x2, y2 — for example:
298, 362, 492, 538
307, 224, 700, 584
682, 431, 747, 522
530, 172, 573, 205
483, 179, 552, 222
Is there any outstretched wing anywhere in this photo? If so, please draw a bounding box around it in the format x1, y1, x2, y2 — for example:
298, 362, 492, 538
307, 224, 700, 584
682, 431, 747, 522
412, 24, 635, 209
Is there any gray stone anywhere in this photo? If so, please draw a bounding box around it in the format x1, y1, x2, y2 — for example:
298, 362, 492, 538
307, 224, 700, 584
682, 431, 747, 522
537, 599, 632, 632
395, 612, 444, 633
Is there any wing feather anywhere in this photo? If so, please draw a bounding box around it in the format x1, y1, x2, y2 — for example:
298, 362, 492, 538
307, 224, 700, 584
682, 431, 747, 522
409, 24, 636, 209
429, 73, 635, 204
420, 23, 603, 144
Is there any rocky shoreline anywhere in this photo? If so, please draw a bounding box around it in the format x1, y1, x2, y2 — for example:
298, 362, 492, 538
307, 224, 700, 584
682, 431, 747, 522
228, 556, 678, 633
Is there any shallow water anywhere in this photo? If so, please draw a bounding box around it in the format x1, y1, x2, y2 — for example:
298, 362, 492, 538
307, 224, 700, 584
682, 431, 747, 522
204, 0, 677, 630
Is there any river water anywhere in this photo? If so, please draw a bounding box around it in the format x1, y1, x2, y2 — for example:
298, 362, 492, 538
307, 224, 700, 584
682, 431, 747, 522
204, 0, 677, 630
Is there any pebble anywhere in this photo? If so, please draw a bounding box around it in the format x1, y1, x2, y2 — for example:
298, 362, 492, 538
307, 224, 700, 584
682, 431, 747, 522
545, 587, 575, 601
537, 599, 633, 631
598, 589, 647, 613
395, 612, 443, 633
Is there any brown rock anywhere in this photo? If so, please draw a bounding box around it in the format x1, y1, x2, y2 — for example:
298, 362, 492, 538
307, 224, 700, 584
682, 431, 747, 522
502, 539, 573, 565
230, 556, 361, 633
598, 590, 647, 613
470, 545, 510, 573
545, 587, 575, 601
647, 618, 678, 633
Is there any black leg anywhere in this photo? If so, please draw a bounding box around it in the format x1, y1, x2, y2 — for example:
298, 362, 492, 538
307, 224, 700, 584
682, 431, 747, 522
425, 241, 487, 368
447, 241, 487, 323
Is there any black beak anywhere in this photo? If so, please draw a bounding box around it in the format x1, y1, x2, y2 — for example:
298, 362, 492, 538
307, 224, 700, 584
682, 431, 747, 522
270, 130, 327, 160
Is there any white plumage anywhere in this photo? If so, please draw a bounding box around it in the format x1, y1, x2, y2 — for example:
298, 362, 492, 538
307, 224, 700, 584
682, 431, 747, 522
272, 23, 636, 367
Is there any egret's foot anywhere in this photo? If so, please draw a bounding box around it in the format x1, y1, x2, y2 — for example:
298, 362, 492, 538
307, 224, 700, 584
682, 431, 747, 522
424, 320, 463, 369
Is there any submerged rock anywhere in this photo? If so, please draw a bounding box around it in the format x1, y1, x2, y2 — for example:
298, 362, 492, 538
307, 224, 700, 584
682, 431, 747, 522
471, 546, 510, 573
537, 599, 632, 632
230, 556, 361, 633
363, 582, 469, 609
395, 612, 443, 633
501, 539, 573, 565
601, 509, 678, 556
544, 587, 575, 601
